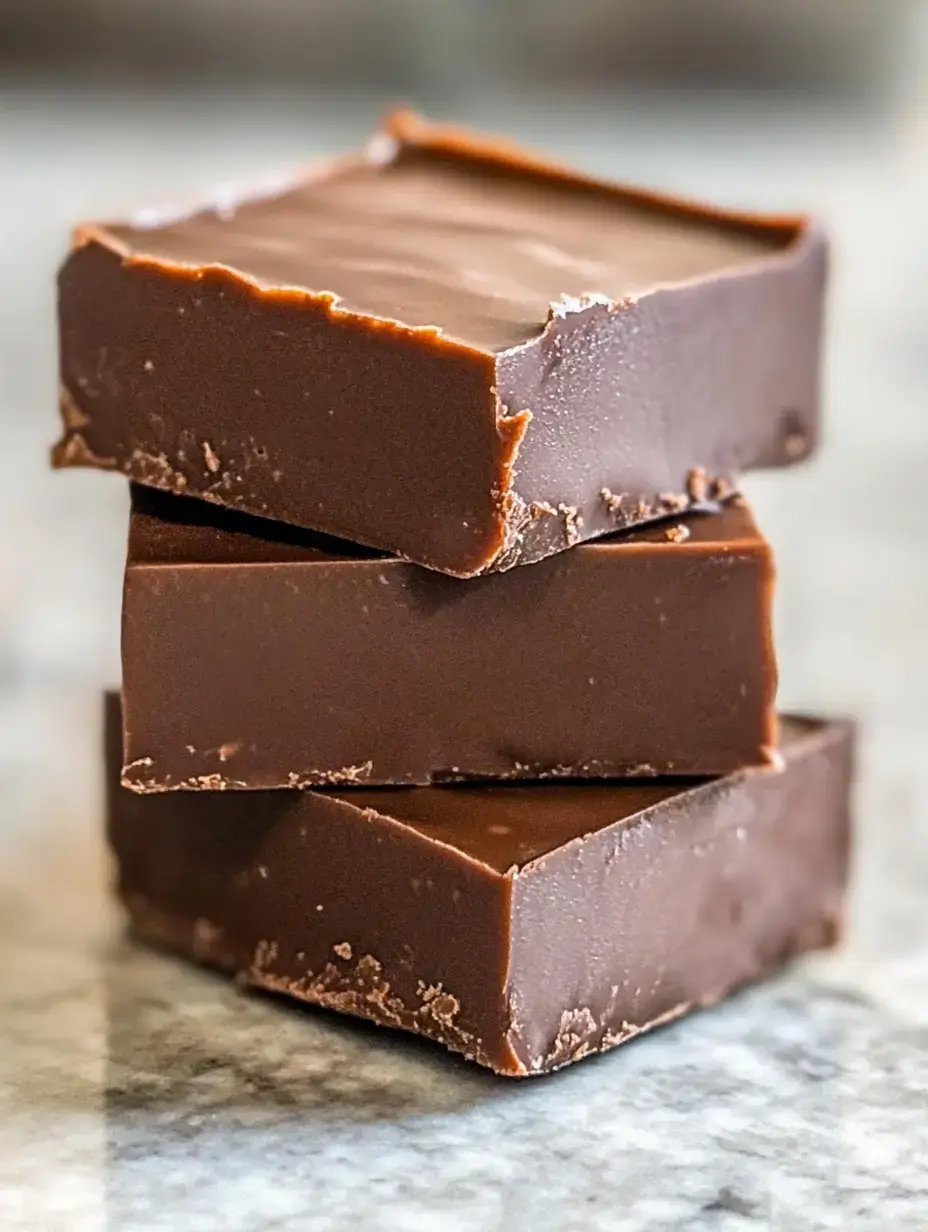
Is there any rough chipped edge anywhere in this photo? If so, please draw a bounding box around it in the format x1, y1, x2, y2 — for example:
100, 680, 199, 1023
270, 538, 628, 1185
123, 760, 377, 793
122, 770, 250, 794
123, 901, 503, 1070
51, 428, 117, 470
429, 758, 662, 784
243, 950, 503, 1074
286, 761, 374, 789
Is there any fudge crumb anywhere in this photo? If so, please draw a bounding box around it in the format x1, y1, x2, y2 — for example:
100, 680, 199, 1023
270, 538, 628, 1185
709, 475, 733, 501
538, 1007, 599, 1071
634, 497, 652, 520
600, 487, 625, 515
686, 466, 709, 503
187, 773, 234, 790
557, 503, 583, 546
203, 441, 221, 473
618, 762, 657, 777
658, 491, 689, 514
251, 939, 279, 973
417, 983, 461, 1027
127, 770, 249, 792
286, 760, 373, 788
333, 942, 353, 961
665, 524, 691, 544
131, 448, 188, 491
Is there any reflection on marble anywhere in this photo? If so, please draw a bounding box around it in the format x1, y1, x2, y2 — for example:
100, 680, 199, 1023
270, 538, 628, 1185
2, 79, 928, 1230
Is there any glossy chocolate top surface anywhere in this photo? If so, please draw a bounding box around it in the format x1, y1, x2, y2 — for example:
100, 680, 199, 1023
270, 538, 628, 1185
101, 113, 796, 353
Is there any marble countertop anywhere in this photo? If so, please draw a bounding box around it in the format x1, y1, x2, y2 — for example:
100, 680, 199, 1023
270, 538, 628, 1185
1, 79, 927, 1230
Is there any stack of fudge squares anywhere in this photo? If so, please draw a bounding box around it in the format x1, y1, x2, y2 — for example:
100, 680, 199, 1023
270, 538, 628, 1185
54, 111, 854, 1077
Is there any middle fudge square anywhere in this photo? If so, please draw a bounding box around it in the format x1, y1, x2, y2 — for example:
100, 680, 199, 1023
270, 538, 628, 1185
121, 487, 776, 792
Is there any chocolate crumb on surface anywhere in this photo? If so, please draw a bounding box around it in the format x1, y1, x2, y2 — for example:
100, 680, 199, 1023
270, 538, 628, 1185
659, 492, 689, 514
203, 441, 221, 474
557, 503, 583, 546
600, 487, 626, 515
686, 466, 709, 503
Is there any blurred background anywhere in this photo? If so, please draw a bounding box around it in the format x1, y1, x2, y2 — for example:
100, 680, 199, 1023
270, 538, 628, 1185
2, 2, 928, 1224
0, 0, 921, 95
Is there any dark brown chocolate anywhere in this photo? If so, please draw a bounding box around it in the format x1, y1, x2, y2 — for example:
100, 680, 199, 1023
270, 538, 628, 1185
121, 487, 777, 791
106, 694, 854, 1076
57, 111, 826, 577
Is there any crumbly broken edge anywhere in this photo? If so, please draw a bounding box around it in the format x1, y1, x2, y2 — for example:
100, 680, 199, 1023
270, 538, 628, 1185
243, 947, 503, 1073
124, 897, 516, 1074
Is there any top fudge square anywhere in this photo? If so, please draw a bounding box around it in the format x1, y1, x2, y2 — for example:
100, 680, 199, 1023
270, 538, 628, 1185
55, 110, 826, 576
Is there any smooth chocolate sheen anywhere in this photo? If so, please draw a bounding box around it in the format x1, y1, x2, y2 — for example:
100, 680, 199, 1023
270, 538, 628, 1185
57, 110, 827, 577
122, 488, 777, 791
106, 695, 854, 1076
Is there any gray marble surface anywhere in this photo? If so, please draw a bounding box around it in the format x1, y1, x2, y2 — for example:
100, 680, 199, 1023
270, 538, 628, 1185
1, 79, 927, 1229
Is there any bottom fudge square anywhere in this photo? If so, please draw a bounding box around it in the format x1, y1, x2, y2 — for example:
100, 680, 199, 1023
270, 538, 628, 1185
106, 695, 853, 1076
